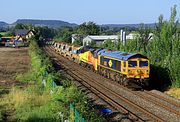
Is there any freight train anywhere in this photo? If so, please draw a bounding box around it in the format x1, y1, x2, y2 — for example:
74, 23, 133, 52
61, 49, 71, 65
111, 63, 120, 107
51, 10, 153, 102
51, 41, 150, 88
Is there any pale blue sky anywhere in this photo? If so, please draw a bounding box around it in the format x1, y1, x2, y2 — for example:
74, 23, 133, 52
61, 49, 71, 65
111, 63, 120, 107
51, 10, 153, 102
1, 0, 179, 24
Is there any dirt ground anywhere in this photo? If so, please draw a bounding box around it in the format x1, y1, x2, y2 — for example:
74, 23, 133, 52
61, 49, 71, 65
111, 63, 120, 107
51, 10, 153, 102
0, 47, 30, 87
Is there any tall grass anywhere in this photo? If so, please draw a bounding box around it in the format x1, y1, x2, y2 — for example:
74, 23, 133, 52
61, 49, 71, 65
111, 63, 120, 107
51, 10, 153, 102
0, 85, 103, 121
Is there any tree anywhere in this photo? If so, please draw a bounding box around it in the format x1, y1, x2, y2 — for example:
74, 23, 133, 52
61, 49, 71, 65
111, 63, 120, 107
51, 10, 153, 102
102, 39, 117, 50
77, 22, 100, 35
88, 40, 96, 47
73, 39, 82, 45
155, 14, 164, 38
55, 27, 74, 43
137, 23, 152, 53
14, 23, 28, 29
28, 25, 57, 41
149, 5, 180, 87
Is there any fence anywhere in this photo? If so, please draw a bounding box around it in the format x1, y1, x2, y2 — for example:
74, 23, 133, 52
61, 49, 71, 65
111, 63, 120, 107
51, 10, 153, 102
42, 71, 85, 122
70, 103, 85, 122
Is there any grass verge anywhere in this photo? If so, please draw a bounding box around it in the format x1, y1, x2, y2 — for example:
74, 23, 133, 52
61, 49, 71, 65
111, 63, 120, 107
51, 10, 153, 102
0, 39, 104, 121
165, 88, 180, 99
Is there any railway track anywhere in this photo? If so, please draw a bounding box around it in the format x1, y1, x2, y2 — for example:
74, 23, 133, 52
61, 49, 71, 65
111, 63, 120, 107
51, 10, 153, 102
43, 45, 167, 122
138, 91, 180, 115
112, 80, 180, 116
144, 90, 180, 108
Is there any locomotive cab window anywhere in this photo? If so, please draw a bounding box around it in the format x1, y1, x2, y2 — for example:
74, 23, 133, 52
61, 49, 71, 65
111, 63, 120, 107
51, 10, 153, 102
128, 61, 137, 67
139, 61, 148, 67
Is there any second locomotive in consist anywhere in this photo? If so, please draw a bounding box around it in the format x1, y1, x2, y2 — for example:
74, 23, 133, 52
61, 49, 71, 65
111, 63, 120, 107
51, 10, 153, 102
52, 42, 150, 87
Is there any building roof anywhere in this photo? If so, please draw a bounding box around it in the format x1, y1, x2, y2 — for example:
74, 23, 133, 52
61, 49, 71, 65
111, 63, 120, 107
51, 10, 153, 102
15, 29, 33, 36
85, 35, 119, 41
100, 51, 148, 61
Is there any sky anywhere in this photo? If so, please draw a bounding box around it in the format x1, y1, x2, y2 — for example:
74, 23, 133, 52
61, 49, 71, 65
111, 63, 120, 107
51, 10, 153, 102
1, 0, 180, 24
